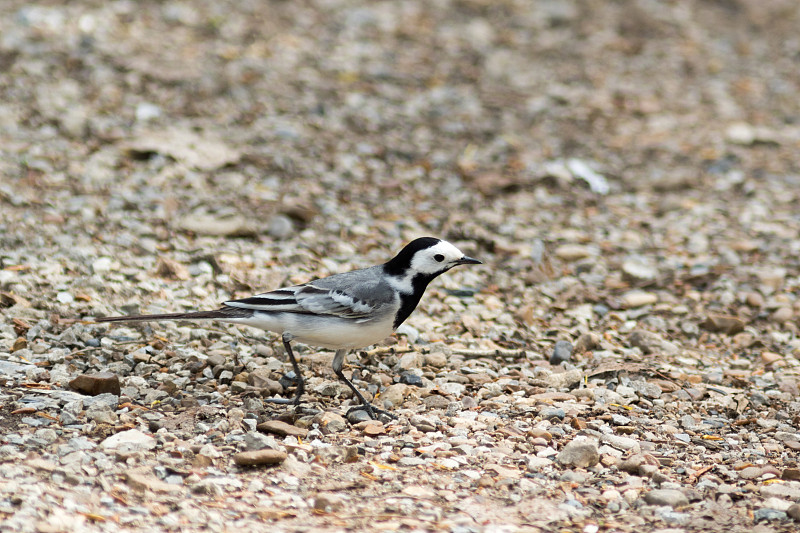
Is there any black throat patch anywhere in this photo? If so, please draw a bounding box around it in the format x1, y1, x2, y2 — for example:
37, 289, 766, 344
392, 272, 438, 329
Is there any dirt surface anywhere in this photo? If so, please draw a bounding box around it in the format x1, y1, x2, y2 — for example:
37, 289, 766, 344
3, 1, 800, 532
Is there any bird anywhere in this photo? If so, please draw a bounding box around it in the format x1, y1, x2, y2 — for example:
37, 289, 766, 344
96, 237, 481, 419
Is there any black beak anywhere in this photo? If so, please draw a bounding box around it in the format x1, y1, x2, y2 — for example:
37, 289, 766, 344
455, 256, 482, 265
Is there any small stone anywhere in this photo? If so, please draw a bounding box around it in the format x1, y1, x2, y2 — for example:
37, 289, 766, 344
526, 457, 553, 471
620, 291, 658, 308
745, 292, 765, 308
788, 503, 800, 521
256, 420, 308, 438
178, 214, 256, 237
346, 409, 372, 424
549, 340, 573, 365
726, 122, 755, 145
761, 352, 783, 365
267, 214, 294, 240
86, 404, 117, 425
11, 337, 27, 352
381, 383, 409, 408
314, 412, 347, 434
410, 415, 437, 432
313, 445, 358, 464
154, 257, 190, 280
127, 469, 182, 493
574, 332, 601, 353
556, 439, 599, 468
398, 352, 423, 370
772, 307, 793, 323
398, 372, 423, 386
312, 493, 348, 512
247, 368, 283, 395
643, 489, 689, 508
619, 453, 660, 476
362, 422, 385, 436
622, 258, 657, 281
539, 406, 566, 420
702, 314, 745, 335
555, 244, 595, 261
628, 329, 679, 355
101, 429, 156, 452
233, 449, 287, 466
423, 351, 448, 368
423, 395, 450, 410
69, 372, 121, 396
783, 469, 800, 481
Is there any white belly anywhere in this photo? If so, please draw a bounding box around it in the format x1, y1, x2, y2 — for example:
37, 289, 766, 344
223, 312, 395, 350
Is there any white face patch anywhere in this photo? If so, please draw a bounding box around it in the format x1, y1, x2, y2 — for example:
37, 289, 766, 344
409, 240, 466, 275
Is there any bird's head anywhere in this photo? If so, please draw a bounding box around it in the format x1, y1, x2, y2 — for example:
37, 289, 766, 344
385, 237, 481, 277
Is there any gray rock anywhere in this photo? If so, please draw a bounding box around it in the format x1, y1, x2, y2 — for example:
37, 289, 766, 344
628, 330, 679, 355
410, 415, 437, 432
556, 439, 599, 468
86, 404, 118, 424
243, 431, 279, 451
82, 393, 119, 410
549, 340, 573, 365
540, 407, 566, 420
643, 489, 689, 508
267, 214, 294, 239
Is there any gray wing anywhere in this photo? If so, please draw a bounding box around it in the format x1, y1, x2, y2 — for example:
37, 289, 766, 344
224, 266, 391, 320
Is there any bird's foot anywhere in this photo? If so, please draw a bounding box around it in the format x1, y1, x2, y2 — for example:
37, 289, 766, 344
346, 403, 397, 421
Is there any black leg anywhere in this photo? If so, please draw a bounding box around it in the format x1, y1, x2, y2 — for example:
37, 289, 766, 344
263, 333, 305, 406
332, 349, 397, 420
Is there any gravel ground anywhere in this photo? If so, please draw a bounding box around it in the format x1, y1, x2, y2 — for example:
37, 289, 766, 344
3, 1, 800, 532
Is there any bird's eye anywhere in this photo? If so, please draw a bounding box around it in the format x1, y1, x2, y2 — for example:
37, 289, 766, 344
434, 254, 445, 262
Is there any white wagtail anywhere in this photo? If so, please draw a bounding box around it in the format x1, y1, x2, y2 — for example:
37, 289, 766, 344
96, 237, 481, 419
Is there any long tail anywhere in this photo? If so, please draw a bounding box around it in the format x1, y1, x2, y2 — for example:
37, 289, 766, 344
95, 308, 249, 323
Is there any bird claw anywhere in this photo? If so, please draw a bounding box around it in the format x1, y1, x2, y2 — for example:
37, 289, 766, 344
346, 403, 397, 421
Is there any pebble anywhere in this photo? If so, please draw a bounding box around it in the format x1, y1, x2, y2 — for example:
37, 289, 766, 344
702, 314, 745, 335
549, 340, 573, 365
256, 420, 308, 438
266, 214, 294, 240
622, 257, 657, 281
233, 449, 287, 466
101, 429, 156, 452
628, 330, 679, 355
539, 407, 566, 420
127, 469, 183, 493
643, 489, 689, 508
554, 244, 596, 261
788, 504, 800, 521
771, 307, 793, 323
556, 439, 599, 468
620, 291, 658, 308
69, 372, 121, 396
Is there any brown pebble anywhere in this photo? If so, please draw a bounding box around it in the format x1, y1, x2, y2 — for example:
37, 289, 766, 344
69, 372, 121, 396
363, 422, 385, 436
11, 337, 27, 352
233, 449, 287, 466
782, 468, 800, 481
788, 503, 800, 521
477, 475, 494, 487
257, 420, 308, 438
702, 314, 745, 335
761, 352, 783, 365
